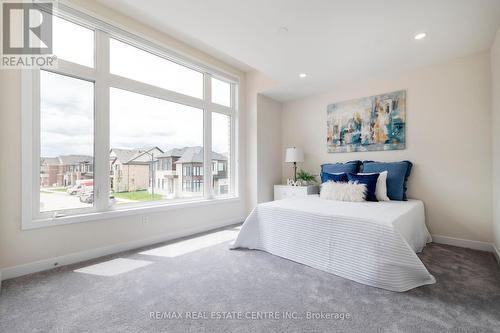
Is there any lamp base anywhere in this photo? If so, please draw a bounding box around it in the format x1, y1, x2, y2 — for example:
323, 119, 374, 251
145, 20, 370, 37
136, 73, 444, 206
293, 162, 297, 182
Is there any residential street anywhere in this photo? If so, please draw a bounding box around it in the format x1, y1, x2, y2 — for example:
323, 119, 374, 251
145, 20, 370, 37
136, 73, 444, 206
40, 191, 91, 212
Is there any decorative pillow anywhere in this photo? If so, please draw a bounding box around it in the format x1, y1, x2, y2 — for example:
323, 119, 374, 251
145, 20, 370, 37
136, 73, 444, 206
320, 172, 348, 183
320, 181, 366, 202
347, 173, 379, 202
362, 161, 413, 201
358, 171, 390, 201
321, 161, 361, 175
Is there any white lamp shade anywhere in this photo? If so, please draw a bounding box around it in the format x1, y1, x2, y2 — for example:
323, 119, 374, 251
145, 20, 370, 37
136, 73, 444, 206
285, 147, 304, 163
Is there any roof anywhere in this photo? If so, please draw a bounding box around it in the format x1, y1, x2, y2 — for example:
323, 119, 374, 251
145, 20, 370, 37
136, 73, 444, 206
110, 147, 163, 164
41, 155, 92, 165
58, 155, 93, 165
175, 146, 204, 164
41, 157, 61, 166
157, 147, 186, 158
212, 151, 227, 161
158, 146, 227, 164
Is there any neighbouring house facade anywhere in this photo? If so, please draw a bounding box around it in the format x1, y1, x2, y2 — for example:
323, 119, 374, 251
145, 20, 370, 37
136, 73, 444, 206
153, 146, 228, 198
40, 155, 93, 187
154, 148, 184, 198
109, 147, 163, 193
41, 147, 228, 199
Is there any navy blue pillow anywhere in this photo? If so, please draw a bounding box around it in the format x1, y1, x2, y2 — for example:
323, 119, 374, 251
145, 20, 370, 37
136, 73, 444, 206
362, 161, 413, 201
347, 173, 379, 202
321, 161, 361, 175
321, 172, 348, 183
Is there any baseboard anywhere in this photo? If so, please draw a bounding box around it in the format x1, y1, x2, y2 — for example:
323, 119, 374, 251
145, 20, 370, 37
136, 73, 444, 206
0, 217, 244, 281
493, 245, 500, 267
431, 234, 493, 252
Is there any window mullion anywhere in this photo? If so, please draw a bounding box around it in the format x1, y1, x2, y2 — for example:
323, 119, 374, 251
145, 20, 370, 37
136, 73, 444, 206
44, 59, 96, 82
108, 73, 206, 110
204, 74, 213, 199
94, 31, 110, 211
230, 83, 237, 197
32, 70, 41, 217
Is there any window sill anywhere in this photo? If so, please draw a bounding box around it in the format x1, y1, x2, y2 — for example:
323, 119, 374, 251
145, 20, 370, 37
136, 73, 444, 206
23, 196, 241, 230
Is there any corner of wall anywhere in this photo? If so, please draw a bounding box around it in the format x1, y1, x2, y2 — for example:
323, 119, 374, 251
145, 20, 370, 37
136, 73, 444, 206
245, 71, 281, 212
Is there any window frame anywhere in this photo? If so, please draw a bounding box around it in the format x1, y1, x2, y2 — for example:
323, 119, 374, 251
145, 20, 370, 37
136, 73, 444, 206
22, 4, 239, 229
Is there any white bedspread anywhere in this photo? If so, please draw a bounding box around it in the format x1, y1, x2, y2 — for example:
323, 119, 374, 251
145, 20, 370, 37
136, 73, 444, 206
230, 197, 435, 292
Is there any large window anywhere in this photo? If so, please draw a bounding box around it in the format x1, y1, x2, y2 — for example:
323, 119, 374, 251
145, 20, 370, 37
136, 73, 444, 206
40, 70, 94, 212
24, 8, 238, 226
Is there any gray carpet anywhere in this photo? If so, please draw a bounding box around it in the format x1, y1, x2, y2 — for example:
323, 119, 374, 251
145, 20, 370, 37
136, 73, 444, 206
1, 225, 500, 333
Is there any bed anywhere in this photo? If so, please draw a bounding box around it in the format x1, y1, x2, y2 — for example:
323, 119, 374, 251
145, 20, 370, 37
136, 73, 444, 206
230, 196, 435, 292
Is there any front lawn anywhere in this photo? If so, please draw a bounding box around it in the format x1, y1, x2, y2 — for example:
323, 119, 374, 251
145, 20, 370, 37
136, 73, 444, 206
113, 190, 163, 201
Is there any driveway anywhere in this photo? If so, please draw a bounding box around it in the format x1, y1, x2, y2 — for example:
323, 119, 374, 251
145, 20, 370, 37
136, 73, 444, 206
40, 191, 92, 212
40, 190, 136, 212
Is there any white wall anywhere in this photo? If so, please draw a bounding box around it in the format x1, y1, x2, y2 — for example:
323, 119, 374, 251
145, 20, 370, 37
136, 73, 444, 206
492, 27, 500, 255
257, 95, 283, 203
245, 71, 281, 211
282, 52, 492, 243
0, 0, 246, 276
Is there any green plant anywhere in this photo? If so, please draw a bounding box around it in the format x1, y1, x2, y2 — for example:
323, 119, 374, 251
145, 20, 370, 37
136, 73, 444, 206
296, 169, 316, 183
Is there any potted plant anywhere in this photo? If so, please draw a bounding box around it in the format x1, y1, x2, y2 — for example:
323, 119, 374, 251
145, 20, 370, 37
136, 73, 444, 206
296, 169, 317, 186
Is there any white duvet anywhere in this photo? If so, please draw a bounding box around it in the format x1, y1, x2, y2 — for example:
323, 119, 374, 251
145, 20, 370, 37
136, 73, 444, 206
230, 196, 435, 292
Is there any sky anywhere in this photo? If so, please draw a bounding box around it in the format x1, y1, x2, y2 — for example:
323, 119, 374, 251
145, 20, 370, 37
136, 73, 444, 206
41, 16, 231, 158
40, 71, 231, 158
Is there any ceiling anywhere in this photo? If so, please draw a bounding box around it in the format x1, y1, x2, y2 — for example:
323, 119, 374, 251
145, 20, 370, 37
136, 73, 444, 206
96, 0, 500, 101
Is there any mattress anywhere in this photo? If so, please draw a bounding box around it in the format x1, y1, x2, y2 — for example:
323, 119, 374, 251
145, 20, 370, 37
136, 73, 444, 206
230, 196, 435, 292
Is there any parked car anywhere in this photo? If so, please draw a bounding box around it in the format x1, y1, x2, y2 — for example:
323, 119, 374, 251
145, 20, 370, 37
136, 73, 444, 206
79, 190, 93, 203
67, 180, 94, 195
79, 191, 116, 205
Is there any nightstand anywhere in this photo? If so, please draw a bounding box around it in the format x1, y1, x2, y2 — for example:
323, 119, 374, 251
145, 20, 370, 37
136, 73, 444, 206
274, 185, 319, 200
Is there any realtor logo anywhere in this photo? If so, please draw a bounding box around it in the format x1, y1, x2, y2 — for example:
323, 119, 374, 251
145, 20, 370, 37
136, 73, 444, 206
1, 1, 56, 68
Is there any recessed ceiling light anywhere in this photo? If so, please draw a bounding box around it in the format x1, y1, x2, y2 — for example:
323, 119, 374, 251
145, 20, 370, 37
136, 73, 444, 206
278, 26, 289, 33
299, 73, 307, 78
414, 32, 427, 40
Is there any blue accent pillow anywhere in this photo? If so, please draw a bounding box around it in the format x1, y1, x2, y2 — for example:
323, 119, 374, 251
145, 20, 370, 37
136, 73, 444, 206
321, 172, 348, 183
321, 161, 361, 177
347, 173, 379, 202
362, 161, 413, 201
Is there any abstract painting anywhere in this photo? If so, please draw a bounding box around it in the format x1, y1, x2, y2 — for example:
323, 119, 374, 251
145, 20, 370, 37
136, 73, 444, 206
327, 90, 406, 153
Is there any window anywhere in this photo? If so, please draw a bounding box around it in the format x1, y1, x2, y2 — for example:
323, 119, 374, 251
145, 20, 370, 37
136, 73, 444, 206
53, 16, 94, 68
40, 70, 94, 212
23, 9, 238, 227
109, 88, 203, 204
211, 77, 231, 107
193, 166, 203, 176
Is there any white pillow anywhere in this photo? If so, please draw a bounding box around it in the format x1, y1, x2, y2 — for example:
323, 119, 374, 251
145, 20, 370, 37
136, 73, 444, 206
359, 171, 390, 201
320, 181, 367, 202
